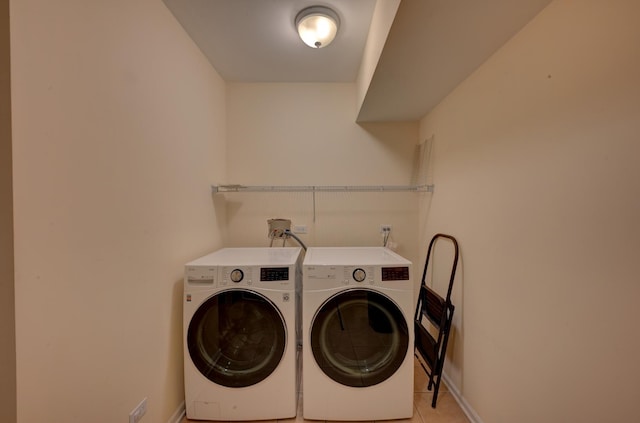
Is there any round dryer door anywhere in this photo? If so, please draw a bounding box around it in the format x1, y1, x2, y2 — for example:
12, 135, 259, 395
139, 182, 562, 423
187, 289, 287, 387
310, 289, 409, 387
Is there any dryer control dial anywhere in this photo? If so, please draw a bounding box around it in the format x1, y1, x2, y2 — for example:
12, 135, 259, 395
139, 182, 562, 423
230, 269, 244, 283
352, 268, 366, 283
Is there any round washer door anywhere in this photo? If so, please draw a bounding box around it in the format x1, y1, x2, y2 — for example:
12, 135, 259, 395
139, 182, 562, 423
310, 289, 409, 387
187, 289, 287, 387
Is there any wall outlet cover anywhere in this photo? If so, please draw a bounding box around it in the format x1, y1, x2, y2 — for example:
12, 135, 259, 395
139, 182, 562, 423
292, 225, 308, 234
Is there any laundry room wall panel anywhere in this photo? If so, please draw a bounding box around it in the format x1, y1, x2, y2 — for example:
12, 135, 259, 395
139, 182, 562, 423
226, 83, 417, 185
223, 190, 419, 261
225, 82, 420, 266
311, 190, 418, 248
0, 0, 16, 420
10, 0, 226, 422
418, 0, 640, 421
223, 191, 312, 246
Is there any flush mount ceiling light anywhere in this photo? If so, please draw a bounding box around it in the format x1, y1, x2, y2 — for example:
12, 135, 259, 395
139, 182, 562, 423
295, 6, 340, 48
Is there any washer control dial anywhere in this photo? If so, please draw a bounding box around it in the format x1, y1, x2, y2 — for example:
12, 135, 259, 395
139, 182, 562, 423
352, 268, 366, 283
230, 269, 244, 283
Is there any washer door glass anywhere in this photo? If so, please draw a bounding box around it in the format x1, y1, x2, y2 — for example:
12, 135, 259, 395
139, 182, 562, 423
310, 289, 409, 387
188, 290, 287, 387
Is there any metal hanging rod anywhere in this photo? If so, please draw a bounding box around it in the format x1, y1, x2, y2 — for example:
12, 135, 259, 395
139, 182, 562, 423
211, 184, 434, 193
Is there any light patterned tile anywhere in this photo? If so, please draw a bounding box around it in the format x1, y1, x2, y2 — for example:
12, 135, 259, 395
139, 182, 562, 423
413, 356, 449, 393
413, 358, 431, 393
414, 392, 469, 423
373, 404, 423, 423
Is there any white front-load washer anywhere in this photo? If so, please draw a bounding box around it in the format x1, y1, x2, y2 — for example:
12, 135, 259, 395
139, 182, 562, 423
302, 247, 414, 421
183, 247, 302, 421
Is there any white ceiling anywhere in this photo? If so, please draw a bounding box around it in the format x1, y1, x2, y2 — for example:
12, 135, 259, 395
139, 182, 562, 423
161, 0, 376, 82
162, 0, 553, 121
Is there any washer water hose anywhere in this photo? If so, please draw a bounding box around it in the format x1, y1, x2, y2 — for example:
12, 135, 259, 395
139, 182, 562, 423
284, 229, 307, 251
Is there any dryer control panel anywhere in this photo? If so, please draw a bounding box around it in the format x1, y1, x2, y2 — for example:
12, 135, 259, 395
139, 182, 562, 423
306, 265, 406, 287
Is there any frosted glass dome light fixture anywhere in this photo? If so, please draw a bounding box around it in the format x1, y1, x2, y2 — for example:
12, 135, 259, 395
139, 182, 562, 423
295, 6, 340, 48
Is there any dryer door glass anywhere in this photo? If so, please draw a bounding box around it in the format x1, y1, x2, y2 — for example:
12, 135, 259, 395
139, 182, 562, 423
310, 289, 409, 387
188, 290, 287, 387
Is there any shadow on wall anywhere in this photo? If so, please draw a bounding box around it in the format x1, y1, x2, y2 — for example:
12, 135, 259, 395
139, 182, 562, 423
171, 277, 186, 367
212, 192, 229, 246
358, 122, 419, 165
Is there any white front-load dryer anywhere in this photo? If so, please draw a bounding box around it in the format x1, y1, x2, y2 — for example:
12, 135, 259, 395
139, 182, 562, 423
302, 247, 414, 421
184, 247, 302, 421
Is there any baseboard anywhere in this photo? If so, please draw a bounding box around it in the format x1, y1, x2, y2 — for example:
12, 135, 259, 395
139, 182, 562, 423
168, 401, 186, 423
441, 373, 484, 423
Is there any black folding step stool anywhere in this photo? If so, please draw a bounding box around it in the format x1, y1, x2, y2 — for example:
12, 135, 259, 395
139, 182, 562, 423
414, 233, 459, 408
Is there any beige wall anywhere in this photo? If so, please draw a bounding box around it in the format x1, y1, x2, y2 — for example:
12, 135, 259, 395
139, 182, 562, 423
224, 82, 421, 266
419, 0, 640, 421
1, 0, 16, 421
12, 0, 640, 422
10, 0, 226, 421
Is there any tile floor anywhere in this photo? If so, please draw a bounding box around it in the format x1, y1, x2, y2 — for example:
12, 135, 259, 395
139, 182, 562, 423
183, 357, 470, 423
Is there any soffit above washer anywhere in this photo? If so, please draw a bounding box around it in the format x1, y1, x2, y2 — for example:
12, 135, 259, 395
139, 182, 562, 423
356, 0, 554, 121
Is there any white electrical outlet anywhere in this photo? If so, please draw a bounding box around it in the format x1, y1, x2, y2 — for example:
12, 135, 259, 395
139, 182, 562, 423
379, 225, 392, 233
129, 398, 147, 423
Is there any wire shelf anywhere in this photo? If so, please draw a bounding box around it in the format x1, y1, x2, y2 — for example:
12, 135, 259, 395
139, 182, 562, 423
211, 184, 434, 193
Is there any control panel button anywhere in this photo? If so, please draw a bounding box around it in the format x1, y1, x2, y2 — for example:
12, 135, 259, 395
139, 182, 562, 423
230, 269, 244, 283
352, 268, 366, 282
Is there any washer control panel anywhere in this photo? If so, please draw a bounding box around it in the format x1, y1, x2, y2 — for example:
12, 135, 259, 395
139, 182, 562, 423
344, 266, 374, 285
381, 266, 411, 281
352, 268, 367, 282
185, 266, 216, 285
221, 266, 254, 286
229, 269, 244, 283
218, 266, 294, 287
